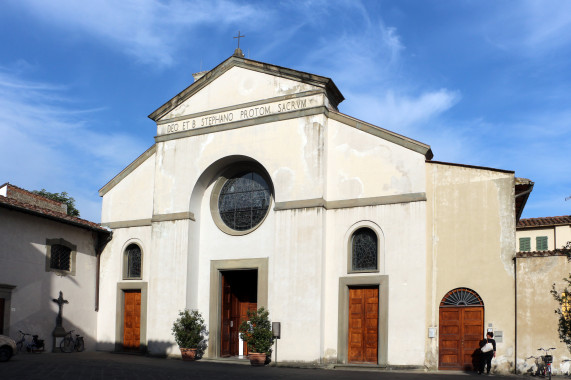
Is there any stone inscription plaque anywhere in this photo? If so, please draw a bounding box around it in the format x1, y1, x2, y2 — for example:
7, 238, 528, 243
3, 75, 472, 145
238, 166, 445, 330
158, 93, 322, 135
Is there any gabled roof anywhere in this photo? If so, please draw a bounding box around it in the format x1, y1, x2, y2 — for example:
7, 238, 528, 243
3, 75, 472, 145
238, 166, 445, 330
0, 183, 110, 234
148, 55, 345, 122
517, 215, 571, 228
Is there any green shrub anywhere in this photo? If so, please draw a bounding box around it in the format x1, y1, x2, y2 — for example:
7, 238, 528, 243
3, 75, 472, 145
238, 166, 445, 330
239, 307, 275, 355
172, 309, 208, 350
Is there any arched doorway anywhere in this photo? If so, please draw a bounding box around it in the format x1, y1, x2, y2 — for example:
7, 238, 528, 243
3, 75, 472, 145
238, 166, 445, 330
438, 288, 484, 370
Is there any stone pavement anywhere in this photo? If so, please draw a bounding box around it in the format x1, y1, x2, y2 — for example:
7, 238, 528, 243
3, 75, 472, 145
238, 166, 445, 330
0, 351, 518, 380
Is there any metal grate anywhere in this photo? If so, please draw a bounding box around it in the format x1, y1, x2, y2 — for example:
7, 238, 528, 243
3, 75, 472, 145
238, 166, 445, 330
51, 244, 71, 271
440, 288, 483, 307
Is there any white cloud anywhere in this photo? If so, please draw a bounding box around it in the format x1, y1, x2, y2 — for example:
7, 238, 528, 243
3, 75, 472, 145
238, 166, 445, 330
0, 67, 147, 222
14, 0, 265, 67
343, 89, 460, 134
483, 0, 571, 54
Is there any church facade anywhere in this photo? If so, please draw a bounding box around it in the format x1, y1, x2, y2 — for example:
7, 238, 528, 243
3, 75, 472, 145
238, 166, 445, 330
97, 53, 533, 371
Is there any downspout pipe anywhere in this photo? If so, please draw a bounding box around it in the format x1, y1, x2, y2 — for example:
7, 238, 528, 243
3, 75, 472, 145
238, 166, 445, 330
514, 255, 518, 374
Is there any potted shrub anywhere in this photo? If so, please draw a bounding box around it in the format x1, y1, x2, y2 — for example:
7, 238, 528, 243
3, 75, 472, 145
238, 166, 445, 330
239, 307, 275, 366
171, 309, 208, 361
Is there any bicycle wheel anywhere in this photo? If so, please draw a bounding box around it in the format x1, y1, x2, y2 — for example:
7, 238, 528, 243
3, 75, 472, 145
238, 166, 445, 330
75, 337, 85, 352
548, 365, 551, 380
16, 342, 23, 352
60, 338, 73, 353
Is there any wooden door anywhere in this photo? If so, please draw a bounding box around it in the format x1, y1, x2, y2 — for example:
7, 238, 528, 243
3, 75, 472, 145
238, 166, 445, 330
221, 271, 257, 357
0, 298, 4, 335
123, 290, 141, 351
348, 286, 378, 363
439, 307, 483, 370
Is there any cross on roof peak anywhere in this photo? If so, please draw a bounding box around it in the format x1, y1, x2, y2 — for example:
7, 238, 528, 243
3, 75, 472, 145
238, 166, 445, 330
233, 31, 245, 58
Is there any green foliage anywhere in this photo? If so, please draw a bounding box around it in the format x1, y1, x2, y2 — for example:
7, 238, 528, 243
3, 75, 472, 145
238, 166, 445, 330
171, 309, 208, 350
551, 241, 571, 351
32, 189, 80, 217
239, 307, 275, 355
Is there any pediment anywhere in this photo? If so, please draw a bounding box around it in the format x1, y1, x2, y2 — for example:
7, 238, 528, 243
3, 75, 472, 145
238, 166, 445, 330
148, 56, 344, 122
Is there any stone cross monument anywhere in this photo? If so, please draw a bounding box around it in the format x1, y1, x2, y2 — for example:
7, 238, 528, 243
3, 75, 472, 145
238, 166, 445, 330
52, 291, 69, 351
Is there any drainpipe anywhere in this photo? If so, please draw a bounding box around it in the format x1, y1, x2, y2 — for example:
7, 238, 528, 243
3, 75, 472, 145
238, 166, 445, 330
94, 231, 112, 312
514, 255, 518, 374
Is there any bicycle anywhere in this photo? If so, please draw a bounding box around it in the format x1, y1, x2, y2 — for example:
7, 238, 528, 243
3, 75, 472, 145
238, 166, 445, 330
15, 330, 44, 353
60, 330, 85, 353
15, 330, 31, 352
538, 347, 555, 380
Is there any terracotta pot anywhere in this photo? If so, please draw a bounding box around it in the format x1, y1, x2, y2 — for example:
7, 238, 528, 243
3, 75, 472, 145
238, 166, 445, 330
180, 347, 198, 361
248, 352, 267, 366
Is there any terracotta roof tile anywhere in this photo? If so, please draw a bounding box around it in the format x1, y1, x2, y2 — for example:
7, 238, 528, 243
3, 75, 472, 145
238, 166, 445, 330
516, 249, 571, 258
0, 193, 109, 234
517, 215, 571, 228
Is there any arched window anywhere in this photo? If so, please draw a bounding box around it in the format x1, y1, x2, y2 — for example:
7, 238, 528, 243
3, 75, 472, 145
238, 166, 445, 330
124, 244, 142, 279
440, 288, 483, 307
351, 228, 378, 272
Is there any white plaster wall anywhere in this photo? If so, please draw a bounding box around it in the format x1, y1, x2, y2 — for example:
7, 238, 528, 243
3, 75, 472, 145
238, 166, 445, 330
321, 202, 427, 366
164, 66, 321, 119
96, 226, 152, 350
152, 115, 327, 217
101, 151, 155, 223
146, 219, 190, 355
326, 119, 426, 200
0, 208, 99, 351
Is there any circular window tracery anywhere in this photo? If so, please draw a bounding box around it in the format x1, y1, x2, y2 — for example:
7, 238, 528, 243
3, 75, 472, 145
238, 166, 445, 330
218, 171, 271, 231
210, 164, 273, 236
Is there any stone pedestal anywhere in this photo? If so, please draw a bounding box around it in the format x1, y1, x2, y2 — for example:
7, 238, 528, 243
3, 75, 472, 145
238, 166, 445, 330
52, 326, 66, 352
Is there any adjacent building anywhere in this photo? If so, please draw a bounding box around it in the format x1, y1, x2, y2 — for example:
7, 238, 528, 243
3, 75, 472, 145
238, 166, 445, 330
516, 215, 571, 373
0, 183, 110, 351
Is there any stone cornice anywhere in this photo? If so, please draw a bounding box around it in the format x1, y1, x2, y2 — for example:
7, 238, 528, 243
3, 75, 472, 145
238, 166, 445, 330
274, 193, 426, 211
99, 145, 156, 197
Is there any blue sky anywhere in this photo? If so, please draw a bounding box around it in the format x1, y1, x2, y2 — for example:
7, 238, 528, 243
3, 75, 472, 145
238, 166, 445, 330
1, 0, 570, 222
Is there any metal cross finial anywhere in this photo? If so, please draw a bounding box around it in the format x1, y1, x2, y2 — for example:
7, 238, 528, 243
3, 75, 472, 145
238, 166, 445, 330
234, 31, 245, 49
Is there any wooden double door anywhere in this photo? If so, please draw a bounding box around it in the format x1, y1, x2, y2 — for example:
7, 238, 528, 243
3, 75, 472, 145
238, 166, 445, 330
221, 270, 257, 357
123, 290, 141, 351
439, 307, 483, 370
348, 286, 379, 364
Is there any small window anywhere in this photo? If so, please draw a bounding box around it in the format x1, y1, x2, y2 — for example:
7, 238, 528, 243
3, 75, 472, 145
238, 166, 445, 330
519, 237, 531, 252
45, 239, 76, 276
51, 244, 71, 271
351, 228, 378, 272
536, 236, 548, 251
124, 244, 142, 279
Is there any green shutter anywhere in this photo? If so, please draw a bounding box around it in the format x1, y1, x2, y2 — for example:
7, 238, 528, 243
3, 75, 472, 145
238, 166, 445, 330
519, 237, 531, 252
536, 236, 548, 251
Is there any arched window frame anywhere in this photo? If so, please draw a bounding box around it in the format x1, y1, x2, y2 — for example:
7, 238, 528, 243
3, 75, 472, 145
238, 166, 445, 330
346, 221, 383, 274
122, 242, 143, 280
439, 288, 484, 307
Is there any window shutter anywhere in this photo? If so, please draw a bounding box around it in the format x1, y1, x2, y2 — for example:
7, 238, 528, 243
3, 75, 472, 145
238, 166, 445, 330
536, 236, 548, 251
519, 237, 531, 252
